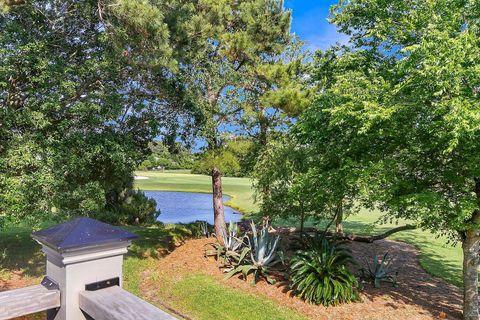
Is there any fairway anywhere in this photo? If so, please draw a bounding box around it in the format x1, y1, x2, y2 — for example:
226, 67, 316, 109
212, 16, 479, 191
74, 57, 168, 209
135, 171, 464, 287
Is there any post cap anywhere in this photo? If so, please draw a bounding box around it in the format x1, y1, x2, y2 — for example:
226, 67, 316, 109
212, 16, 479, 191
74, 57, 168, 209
32, 217, 138, 253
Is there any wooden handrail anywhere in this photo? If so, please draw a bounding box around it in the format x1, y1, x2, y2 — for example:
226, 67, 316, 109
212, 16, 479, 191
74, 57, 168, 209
79, 286, 176, 320
0, 284, 60, 320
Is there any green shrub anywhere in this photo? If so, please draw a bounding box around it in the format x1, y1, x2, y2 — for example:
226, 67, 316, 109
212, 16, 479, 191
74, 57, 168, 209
290, 239, 359, 306
191, 150, 241, 177
94, 189, 159, 225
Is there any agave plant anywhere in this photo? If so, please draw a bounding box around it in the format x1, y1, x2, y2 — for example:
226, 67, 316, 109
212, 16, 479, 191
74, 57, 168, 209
290, 239, 359, 306
225, 221, 282, 284
360, 251, 398, 288
199, 221, 210, 238
205, 221, 246, 266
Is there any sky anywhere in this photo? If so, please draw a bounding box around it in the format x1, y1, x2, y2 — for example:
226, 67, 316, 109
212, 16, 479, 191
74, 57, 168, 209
285, 0, 349, 52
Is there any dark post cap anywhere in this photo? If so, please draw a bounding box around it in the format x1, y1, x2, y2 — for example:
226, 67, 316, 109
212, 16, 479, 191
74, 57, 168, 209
32, 217, 138, 253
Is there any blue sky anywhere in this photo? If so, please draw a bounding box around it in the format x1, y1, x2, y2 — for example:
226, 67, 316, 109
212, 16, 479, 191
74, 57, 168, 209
285, 0, 349, 52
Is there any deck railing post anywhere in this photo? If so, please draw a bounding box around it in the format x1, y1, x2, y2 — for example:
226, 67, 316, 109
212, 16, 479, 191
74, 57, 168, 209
32, 218, 138, 320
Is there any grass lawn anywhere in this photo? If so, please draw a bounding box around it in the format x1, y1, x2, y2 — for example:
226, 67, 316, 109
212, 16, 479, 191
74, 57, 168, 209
162, 274, 305, 320
135, 171, 465, 287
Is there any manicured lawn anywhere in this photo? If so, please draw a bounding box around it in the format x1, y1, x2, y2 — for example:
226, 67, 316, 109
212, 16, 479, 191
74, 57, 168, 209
135, 171, 465, 287
166, 274, 305, 320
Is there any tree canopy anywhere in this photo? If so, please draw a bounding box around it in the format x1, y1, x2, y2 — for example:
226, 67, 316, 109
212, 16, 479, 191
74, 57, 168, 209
0, 0, 194, 226
320, 1, 479, 318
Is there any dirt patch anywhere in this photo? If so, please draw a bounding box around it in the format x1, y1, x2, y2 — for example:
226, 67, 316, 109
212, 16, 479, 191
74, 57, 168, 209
0, 270, 40, 291
142, 237, 462, 320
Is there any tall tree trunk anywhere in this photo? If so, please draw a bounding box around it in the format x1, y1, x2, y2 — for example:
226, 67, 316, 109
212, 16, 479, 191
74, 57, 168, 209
212, 166, 226, 238
462, 225, 479, 320
463, 180, 480, 320
335, 201, 344, 235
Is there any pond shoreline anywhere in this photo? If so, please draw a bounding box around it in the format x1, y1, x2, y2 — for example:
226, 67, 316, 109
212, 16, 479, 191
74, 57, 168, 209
144, 190, 243, 225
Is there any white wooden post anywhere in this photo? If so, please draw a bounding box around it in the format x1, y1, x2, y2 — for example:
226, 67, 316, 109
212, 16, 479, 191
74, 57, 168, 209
32, 218, 138, 320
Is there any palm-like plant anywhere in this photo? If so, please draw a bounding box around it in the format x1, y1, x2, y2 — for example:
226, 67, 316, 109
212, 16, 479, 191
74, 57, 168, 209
290, 239, 359, 306
225, 221, 282, 284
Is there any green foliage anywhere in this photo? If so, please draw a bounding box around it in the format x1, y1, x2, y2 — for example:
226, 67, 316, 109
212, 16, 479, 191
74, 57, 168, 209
290, 239, 359, 306
325, 0, 480, 241
192, 139, 255, 177
166, 1, 296, 237
317, 1, 480, 315
94, 189, 160, 225
360, 252, 398, 288
253, 136, 313, 226
139, 141, 194, 170
0, 0, 194, 226
192, 150, 241, 177
225, 221, 282, 285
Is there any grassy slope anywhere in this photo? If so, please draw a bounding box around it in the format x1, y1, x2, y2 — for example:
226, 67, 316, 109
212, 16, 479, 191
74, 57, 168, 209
0, 224, 303, 320
135, 171, 464, 287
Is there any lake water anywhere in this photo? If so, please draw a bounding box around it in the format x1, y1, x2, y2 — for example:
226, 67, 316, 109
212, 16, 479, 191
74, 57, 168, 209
144, 191, 242, 224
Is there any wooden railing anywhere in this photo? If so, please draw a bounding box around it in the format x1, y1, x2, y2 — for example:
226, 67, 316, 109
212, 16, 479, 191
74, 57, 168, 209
0, 218, 177, 320
0, 278, 60, 320
79, 286, 174, 320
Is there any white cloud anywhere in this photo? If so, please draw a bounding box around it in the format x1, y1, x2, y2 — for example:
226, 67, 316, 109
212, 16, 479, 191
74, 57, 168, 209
302, 25, 350, 52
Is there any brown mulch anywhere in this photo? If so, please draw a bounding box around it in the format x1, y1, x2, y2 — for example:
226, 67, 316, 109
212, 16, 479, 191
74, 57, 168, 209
0, 270, 39, 291
142, 236, 463, 320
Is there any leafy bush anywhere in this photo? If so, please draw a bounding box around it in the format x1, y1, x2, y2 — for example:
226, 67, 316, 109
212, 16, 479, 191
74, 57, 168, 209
225, 221, 283, 284
94, 189, 159, 225
360, 252, 398, 288
191, 150, 241, 177
290, 239, 359, 306
138, 141, 195, 170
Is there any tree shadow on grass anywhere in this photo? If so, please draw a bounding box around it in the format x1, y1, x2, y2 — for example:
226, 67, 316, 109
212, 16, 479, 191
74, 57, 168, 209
0, 228, 44, 279
124, 222, 206, 260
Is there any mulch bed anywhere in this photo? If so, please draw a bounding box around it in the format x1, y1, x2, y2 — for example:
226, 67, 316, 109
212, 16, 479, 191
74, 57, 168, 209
142, 235, 463, 320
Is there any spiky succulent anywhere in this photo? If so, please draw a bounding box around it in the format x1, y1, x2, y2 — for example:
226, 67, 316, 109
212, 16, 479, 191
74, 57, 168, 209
225, 221, 282, 284
205, 221, 246, 266
360, 251, 398, 288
